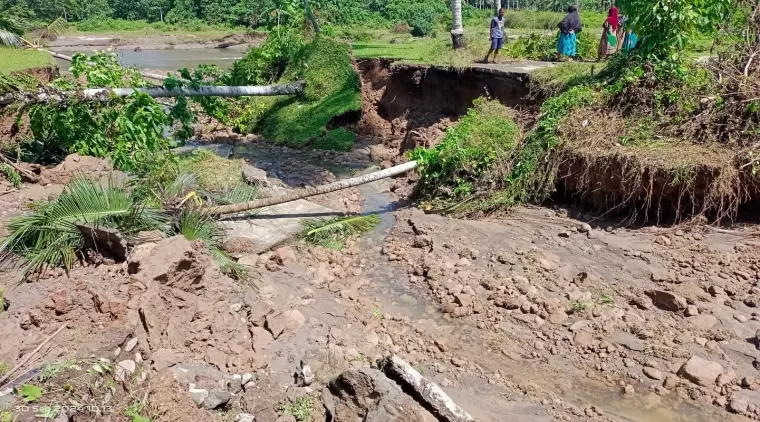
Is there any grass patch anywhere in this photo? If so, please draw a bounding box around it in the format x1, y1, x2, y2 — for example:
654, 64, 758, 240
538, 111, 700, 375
0, 360, 9, 376
253, 37, 361, 148
178, 149, 245, 192
530, 62, 599, 96
412, 98, 520, 209
0, 163, 22, 189
312, 128, 356, 151
278, 396, 314, 421
0, 48, 54, 74
0, 409, 13, 422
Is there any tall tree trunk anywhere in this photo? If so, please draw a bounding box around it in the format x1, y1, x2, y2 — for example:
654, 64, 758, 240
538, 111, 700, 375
202, 161, 418, 216
303, 0, 320, 33
494, 0, 502, 14
0, 82, 306, 106
450, 0, 465, 49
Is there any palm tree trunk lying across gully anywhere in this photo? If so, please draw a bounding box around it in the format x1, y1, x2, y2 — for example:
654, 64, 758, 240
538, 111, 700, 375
46, 50, 168, 81
0, 82, 306, 106
203, 161, 419, 216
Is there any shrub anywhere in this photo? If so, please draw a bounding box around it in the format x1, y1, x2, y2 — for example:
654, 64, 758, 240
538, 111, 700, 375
227, 27, 305, 85
254, 36, 361, 147
504, 31, 597, 61
312, 128, 356, 151
412, 98, 520, 201
407, 3, 437, 37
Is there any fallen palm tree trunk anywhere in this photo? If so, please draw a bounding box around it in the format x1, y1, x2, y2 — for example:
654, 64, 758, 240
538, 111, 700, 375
203, 161, 418, 216
0, 81, 305, 106
46, 50, 168, 81
380, 355, 474, 422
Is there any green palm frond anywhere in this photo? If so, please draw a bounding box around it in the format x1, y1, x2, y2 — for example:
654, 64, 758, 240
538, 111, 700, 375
45, 17, 69, 37
0, 174, 168, 277
301, 214, 380, 249
0, 30, 21, 47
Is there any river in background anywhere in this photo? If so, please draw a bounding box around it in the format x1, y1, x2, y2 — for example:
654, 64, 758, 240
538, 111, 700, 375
53, 48, 243, 73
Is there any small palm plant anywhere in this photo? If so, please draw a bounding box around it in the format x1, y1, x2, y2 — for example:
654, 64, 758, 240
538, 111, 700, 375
0, 169, 258, 284
0, 175, 168, 277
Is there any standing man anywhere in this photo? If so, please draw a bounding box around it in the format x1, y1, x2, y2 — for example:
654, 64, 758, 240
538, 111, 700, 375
484, 8, 506, 64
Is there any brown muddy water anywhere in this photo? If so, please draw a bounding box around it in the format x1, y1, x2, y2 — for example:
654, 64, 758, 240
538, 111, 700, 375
53, 48, 242, 72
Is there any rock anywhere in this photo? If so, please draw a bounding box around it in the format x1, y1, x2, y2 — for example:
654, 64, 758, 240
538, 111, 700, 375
687, 315, 718, 330
235, 413, 256, 422
274, 247, 297, 265
77, 223, 129, 261
114, 347, 122, 358
265, 310, 306, 339
126, 242, 158, 274
250, 326, 274, 352
152, 348, 179, 371
116, 360, 136, 381
646, 290, 687, 312
324, 368, 437, 422
663, 375, 678, 390
548, 311, 568, 324
202, 390, 232, 410
228, 374, 243, 394
735, 314, 748, 323
717, 368, 737, 387
574, 331, 593, 348
729, 396, 749, 414
189, 388, 209, 407
678, 355, 723, 387
623, 384, 635, 395
125, 338, 138, 353
274, 416, 297, 422
685, 305, 699, 317
624, 359, 635, 368
569, 320, 590, 332
577, 223, 592, 233
242, 163, 268, 186
714, 396, 728, 407
643, 367, 663, 380
242, 373, 253, 386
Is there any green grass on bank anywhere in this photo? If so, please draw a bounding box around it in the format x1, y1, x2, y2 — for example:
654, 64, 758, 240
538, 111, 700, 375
238, 37, 362, 149
349, 9, 609, 66
0, 48, 55, 74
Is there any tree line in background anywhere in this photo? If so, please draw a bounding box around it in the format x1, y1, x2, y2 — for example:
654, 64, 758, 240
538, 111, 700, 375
0, 0, 615, 31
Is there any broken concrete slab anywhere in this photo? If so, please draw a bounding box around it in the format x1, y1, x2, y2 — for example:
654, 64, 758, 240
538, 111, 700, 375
171, 143, 233, 158
219, 199, 341, 253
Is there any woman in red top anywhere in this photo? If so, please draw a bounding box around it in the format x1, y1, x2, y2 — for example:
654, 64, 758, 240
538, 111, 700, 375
598, 6, 620, 60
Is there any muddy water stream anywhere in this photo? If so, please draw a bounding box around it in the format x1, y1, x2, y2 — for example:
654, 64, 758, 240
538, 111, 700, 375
226, 141, 725, 421
355, 179, 715, 422
53, 48, 242, 72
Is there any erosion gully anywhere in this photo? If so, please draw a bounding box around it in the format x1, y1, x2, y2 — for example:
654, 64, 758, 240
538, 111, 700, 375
46, 46, 730, 420
227, 138, 712, 422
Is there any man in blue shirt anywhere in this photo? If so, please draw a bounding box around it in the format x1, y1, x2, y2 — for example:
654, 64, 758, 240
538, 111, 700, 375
484, 8, 506, 63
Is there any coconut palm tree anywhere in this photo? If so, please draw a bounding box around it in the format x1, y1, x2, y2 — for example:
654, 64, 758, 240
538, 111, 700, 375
0, 15, 24, 47
451, 0, 465, 48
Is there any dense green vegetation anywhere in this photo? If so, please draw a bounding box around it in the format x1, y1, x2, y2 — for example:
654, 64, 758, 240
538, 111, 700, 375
412, 98, 520, 206
232, 36, 361, 149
